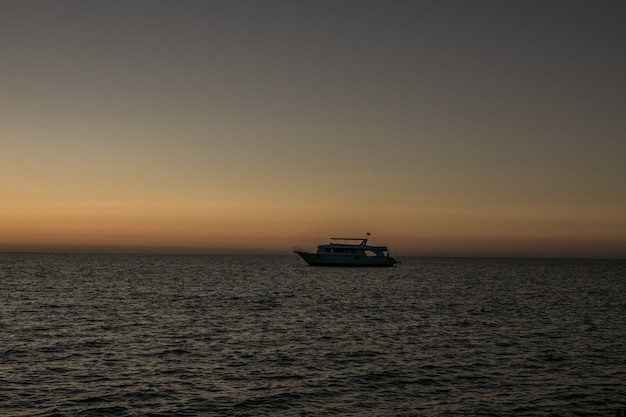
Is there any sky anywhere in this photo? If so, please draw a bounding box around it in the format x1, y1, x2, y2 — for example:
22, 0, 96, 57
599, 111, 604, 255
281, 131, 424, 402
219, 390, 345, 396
1, 1, 625, 258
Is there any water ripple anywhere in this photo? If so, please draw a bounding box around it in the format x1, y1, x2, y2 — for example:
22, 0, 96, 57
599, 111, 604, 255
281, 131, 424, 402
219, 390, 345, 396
1, 255, 625, 416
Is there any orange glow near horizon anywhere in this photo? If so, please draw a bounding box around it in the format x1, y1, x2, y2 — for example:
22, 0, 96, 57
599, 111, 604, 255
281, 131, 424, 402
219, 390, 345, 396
2, 194, 624, 257
2, 3, 625, 258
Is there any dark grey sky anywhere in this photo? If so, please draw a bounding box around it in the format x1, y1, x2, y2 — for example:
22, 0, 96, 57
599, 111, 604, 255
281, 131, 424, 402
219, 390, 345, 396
2, 1, 625, 256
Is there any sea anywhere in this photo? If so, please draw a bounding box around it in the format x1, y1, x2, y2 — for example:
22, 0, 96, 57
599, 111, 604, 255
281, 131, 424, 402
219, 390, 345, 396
1, 254, 624, 417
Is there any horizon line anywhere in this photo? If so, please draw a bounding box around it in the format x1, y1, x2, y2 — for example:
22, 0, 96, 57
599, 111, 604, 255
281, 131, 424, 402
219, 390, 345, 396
1, 251, 624, 261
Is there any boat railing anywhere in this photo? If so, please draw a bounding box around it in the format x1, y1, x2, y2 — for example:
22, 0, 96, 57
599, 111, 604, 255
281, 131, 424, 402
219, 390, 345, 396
330, 237, 368, 245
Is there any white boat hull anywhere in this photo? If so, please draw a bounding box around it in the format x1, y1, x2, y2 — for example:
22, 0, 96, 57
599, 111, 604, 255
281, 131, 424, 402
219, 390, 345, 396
294, 251, 399, 267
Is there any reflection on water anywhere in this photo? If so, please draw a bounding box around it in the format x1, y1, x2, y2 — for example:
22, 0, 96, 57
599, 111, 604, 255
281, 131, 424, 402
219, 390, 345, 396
1, 254, 625, 416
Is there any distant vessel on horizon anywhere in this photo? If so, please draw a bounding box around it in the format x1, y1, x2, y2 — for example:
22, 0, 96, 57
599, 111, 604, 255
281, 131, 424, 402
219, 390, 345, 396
294, 234, 399, 267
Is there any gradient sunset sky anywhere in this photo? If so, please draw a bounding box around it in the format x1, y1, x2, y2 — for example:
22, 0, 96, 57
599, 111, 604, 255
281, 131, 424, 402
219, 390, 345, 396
2, 1, 625, 257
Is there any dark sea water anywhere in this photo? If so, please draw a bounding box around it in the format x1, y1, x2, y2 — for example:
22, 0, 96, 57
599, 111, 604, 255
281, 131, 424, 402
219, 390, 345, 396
1, 254, 625, 416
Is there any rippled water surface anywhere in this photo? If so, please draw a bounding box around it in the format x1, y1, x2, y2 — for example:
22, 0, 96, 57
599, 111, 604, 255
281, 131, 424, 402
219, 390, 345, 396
1, 254, 625, 416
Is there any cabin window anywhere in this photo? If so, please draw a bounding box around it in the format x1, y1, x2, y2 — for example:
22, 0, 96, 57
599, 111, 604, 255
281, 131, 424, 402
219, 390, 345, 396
327, 248, 356, 253
364, 250, 377, 257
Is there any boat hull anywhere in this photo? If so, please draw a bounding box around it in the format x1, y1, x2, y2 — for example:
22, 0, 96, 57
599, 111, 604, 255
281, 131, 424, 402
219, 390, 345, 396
294, 251, 399, 267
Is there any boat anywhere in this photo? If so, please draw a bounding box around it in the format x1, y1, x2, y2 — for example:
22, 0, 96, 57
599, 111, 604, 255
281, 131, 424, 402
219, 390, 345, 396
293, 234, 400, 267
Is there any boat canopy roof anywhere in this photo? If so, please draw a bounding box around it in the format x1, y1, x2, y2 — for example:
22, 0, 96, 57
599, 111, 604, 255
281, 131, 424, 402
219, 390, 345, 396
323, 238, 390, 251
330, 237, 368, 245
